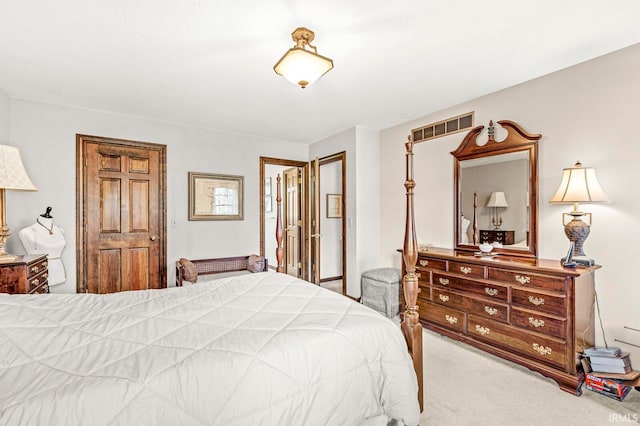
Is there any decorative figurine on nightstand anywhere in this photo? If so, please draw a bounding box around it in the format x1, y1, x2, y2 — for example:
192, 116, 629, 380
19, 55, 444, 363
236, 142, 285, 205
19, 207, 67, 286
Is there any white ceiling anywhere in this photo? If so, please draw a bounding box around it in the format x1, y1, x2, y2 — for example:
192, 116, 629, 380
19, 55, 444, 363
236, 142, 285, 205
1, 1, 640, 144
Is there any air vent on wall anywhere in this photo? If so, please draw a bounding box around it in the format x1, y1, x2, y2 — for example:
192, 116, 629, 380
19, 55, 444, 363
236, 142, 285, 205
411, 112, 474, 143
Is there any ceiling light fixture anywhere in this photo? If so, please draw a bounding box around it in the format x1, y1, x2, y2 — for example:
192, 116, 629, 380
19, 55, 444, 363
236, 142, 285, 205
274, 27, 334, 89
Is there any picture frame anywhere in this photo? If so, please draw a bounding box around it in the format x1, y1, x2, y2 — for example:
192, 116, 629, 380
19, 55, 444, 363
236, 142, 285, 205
188, 172, 244, 220
265, 177, 272, 196
326, 194, 342, 218
265, 195, 273, 213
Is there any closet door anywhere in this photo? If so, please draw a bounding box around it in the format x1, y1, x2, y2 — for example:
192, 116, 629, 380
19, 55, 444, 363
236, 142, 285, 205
77, 135, 166, 293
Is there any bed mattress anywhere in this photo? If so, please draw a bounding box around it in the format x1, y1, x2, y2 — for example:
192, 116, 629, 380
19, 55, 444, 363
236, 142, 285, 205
0, 272, 419, 425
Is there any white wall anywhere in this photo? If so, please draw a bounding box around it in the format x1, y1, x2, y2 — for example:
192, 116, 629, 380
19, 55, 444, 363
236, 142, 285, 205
6, 99, 307, 293
380, 43, 640, 361
0, 89, 9, 141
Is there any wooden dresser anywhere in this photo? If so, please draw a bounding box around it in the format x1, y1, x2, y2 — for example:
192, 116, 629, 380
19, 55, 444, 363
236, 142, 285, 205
0, 254, 49, 294
404, 248, 597, 395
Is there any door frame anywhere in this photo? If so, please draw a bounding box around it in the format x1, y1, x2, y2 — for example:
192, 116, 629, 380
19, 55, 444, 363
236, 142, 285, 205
312, 152, 347, 293
76, 134, 167, 293
260, 157, 308, 280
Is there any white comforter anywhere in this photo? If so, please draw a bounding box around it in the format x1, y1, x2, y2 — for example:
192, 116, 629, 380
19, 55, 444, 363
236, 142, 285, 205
0, 272, 419, 425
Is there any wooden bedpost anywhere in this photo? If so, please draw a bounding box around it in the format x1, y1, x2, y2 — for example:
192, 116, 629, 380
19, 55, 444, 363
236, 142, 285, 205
473, 191, 478, 245
275, 174, 284, 273
402, 136, 424, 411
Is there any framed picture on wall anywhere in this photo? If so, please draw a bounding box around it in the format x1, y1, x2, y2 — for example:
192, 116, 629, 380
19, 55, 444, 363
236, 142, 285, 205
326, 194, 342, 218
188, 172, 244, 220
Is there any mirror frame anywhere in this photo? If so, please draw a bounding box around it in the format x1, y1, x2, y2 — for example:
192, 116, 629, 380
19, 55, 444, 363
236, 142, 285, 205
452, 120, 541, 258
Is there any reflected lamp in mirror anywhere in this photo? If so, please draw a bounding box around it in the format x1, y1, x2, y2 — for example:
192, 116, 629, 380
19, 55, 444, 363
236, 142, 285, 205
487, 191, 508, 230
0, 145, 37, 262
549, 161, 609, 267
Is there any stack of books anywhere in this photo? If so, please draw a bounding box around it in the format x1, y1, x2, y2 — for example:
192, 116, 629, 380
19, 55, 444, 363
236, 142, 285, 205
584, 347, 633, 374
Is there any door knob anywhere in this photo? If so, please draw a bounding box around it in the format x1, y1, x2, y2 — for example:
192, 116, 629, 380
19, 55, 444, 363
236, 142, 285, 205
311, 234, 323, 238
150, 235, 157, 241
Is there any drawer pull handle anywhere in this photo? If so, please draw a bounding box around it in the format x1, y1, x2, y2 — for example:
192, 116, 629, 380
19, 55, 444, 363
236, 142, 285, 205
43, 261, 48, 268
32, 279, 39, 286
475, 325, 490, 335
419, 260, 429, 267
43, 273, 48, 279
515, 275, 531, 285
43, 284, 49, 293
416, 272, 422, 278
445, 315, 458, 324
460, 266, 472, 275
439, 278, 449, 286
485, 287, 498, 296
528, 296, 545, 306
484, 306, 498, 316
528, 317, 545, 328
439, 294, 450, 302
30, 266, 39, 273
532, 343, 552, 356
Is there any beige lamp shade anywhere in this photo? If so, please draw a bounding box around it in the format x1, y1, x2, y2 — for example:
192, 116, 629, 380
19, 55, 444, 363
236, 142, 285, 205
0, 145, 37, 190
549, 161, 609, 205
274, 27, 334, 89
487, 191, 508, 208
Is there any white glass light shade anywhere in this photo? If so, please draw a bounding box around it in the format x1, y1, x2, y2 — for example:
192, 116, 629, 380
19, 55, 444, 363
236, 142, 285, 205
0, 145, 37, 190
487, 191, 508, 208
549, 162, 609, 204
274, 48, 334, 89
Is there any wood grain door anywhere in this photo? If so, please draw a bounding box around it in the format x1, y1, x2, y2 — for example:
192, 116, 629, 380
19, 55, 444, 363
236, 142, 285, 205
77, 135, 166, 293
284, 167, 301, 277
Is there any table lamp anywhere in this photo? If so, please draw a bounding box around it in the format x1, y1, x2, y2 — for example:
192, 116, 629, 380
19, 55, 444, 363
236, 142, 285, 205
0, 145, 37, 262
487, 191, 508, 229
549, 161, 609, 267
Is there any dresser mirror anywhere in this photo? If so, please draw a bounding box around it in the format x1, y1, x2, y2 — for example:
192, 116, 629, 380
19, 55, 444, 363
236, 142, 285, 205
452, 120, 541, 258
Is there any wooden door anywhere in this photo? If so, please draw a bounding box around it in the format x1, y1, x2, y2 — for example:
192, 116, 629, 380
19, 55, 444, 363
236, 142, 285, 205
77, 135, 166, 293
284, 168, 301, 277
310, 158, 321, 284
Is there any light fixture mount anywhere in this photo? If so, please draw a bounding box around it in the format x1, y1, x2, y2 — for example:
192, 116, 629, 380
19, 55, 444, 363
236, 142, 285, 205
274, 27, 334, 89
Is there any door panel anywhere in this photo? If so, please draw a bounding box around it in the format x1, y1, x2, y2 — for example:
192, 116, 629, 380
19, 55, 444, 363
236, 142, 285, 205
310, 158, 321, 284
78, 135, 166, 294
284, 168, 300, 277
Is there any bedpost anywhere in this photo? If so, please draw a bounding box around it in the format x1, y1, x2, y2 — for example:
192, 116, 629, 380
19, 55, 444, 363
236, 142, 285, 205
275, 174, 284, 273
402, 136, 424, 411
473, 191, 478, 245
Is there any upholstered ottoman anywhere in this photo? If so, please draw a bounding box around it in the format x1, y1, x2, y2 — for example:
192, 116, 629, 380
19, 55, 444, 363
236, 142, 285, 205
360, 268, 402, 318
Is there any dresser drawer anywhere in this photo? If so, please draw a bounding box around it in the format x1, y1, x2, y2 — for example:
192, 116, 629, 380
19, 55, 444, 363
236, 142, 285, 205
417, 257, 446, 271
511, 288, 566, 317
510, 307, 566, 339
433, 272, 508, 301
28, 271, 48, 292
418, 299, 466, 333
27, 258, 48, 279
488, 268, 566, 293
449, 261, 485, 278
29, 282, 49, 294
468, 315, 566, 368
432, 288, 509, 323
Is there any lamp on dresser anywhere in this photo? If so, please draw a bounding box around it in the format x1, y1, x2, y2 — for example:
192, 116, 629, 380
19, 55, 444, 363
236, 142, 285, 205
0, 145, 37, 262
486, 191, 508, 229
549, 161, 609, 267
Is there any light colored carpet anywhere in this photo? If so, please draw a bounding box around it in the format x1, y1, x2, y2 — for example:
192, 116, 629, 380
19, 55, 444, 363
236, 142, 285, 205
320, 279, 342, 294
420, 329, 640, 425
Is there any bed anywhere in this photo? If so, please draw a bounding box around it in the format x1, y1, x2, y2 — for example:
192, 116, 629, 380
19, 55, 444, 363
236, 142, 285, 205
0, 168, 423, 425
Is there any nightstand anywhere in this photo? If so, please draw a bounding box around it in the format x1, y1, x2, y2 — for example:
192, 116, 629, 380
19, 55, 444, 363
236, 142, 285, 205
479, 229, 515, 245
0, 254, 49, 294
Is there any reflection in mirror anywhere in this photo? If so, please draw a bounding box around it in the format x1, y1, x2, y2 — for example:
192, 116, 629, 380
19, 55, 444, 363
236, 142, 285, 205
459, 151, 529, 249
